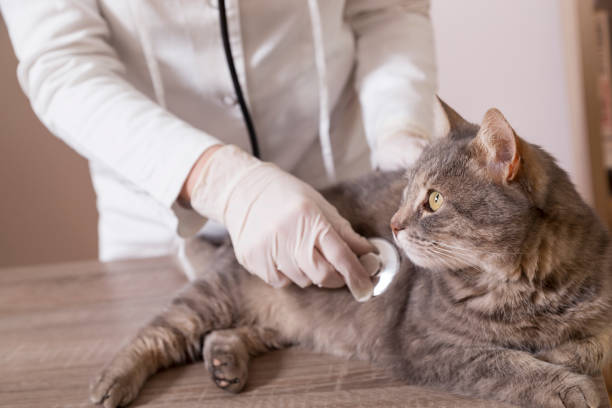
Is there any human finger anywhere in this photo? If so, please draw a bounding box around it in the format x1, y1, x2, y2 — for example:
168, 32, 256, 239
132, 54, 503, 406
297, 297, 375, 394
317, 226, 373, 301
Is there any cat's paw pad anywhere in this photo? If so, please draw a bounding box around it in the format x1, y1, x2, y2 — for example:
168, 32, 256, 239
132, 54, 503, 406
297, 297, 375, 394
206, 348, 247, 393
203, 332, 248, 393
89, 367, 141, 408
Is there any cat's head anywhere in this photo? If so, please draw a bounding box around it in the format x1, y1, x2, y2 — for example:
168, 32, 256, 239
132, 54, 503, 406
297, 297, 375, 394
391, 98, 583, 283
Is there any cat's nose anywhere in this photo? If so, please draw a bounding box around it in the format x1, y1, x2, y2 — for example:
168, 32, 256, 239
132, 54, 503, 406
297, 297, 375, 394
391, 207, 410, 235
390, 214, 405, 235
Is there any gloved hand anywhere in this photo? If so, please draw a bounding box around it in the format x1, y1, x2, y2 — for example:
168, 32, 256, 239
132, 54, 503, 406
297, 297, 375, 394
190, 145, 375, 301
374, 131, 429, 171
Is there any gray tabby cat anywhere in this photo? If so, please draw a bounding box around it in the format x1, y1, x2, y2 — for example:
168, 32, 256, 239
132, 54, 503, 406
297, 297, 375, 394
90, 101, 612, 408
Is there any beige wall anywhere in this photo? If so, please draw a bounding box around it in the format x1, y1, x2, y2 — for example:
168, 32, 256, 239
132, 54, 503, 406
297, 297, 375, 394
0, 20, 98, 267
431, 0, 598, 207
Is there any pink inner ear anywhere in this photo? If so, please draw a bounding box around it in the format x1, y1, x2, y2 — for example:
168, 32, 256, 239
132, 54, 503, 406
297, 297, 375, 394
492, 130, 521, 181
476, 109, 521, 182
491, 133, 515, 162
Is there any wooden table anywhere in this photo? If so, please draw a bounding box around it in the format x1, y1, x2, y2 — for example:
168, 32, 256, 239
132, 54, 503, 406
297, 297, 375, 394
0, 257, 609, 408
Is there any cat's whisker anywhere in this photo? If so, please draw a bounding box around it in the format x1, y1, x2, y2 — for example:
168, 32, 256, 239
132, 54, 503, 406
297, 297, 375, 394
426, 245, 485, 272
425, 240, 501, 259
424, 247, 457, 271
427, 242, 474, 261
429, 248, 481, 273
405, 239, 455, 270
424, 245, 474, 270
431, 240, 497, 254
430, 241, 474, 252
433, 244, 507, 262
432, 240, 526, 257
436, 246, 510, 272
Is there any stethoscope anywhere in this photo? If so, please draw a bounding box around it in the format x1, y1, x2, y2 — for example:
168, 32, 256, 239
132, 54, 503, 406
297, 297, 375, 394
218, 0, 261, 159
218, 1, 401, 298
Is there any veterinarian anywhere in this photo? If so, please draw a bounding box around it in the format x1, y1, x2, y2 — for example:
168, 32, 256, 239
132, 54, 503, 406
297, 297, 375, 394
1, 1, 436, 300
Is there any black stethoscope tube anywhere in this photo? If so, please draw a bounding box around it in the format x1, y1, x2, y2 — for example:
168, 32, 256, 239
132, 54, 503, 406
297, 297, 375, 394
218, 0, 261, 158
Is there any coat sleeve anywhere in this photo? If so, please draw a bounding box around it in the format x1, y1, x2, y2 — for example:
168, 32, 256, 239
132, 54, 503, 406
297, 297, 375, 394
345, 0, 437, 152
0, 0, 220, 210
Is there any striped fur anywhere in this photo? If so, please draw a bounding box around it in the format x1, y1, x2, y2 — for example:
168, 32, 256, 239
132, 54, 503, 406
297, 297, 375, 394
91, 106, 612, 408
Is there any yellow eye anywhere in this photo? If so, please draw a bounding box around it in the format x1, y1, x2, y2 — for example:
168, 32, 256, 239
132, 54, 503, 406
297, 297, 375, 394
428, 191, 444, 212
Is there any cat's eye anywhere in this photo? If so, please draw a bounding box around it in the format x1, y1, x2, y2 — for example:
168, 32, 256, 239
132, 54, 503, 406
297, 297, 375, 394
427, 191, 444, 212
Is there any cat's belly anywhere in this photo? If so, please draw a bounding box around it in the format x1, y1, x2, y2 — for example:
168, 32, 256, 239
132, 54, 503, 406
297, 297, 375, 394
239, 275, 392, 361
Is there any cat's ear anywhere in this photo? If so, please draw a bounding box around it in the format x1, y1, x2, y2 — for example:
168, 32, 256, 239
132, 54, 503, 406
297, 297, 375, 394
433, 96, 477, 139
471, 108, 521, 183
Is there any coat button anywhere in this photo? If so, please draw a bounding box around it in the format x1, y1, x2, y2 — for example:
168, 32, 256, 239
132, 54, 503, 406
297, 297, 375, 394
222, 94, 237, 106
208, 0, 219, 8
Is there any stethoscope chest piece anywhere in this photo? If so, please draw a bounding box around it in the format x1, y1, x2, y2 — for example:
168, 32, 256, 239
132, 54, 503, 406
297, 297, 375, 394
359, 237, 400, 297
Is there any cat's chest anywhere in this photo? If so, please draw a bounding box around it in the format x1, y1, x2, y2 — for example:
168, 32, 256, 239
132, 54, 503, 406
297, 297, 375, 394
402, 282, 564, 351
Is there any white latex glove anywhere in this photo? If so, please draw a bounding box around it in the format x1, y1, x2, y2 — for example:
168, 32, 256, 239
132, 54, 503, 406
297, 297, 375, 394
374, 132, 429, 171
190, 145, 376, 301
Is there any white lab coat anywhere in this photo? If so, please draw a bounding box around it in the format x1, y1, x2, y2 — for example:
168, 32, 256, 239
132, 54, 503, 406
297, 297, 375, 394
1, 0, 437, 262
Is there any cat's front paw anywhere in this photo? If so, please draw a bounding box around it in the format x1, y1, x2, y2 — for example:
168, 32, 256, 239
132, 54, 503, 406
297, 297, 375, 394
89, 364, 144, 408
535, 372, 600, 408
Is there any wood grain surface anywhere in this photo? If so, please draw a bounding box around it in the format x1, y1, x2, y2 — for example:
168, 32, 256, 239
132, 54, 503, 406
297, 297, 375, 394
0, 257, 609, 408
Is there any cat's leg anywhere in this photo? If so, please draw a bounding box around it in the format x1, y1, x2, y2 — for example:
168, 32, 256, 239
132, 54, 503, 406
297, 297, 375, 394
203, 326, 289, 393
90, 280, 236, 408
535, 331, 612, 376
400, 345, 601, 408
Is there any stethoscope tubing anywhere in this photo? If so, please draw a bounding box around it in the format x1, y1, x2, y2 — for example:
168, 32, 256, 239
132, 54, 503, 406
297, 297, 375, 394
218, 0, 261, 158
